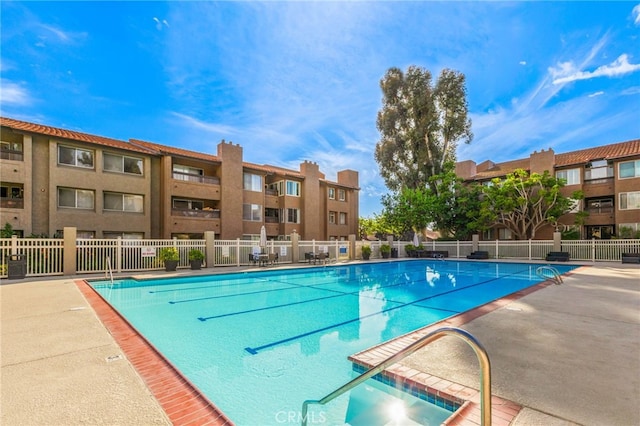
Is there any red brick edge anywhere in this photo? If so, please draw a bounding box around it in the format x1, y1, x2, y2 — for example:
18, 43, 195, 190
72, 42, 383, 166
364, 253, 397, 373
75, 280, 234, 426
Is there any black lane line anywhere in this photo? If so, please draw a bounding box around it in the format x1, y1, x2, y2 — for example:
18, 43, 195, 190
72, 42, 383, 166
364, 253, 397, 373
195, 278, 428, 320
244, 268, 533, 354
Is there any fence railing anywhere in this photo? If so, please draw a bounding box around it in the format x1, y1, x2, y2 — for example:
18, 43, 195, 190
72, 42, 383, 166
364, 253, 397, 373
1, 236, 638, 279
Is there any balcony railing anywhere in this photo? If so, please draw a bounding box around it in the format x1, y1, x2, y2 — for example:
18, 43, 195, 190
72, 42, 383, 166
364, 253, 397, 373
265, 189, 278, 196
0, 151, 24, 161
172, 171, 220, 185
171, 208, 220, 218
585, 206, 614, 214
584, 176, 613, 185
1, 198, 24, 209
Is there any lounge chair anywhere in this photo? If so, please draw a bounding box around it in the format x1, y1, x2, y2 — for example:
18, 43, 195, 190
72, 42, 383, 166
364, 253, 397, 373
467, 251, 489, 259
546, 252, 570, 262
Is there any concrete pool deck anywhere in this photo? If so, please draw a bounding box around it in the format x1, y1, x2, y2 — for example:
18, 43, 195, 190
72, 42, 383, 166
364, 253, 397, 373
1, 261, 639, 425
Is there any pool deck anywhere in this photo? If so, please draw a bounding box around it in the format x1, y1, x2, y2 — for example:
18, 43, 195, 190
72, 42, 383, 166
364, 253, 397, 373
1, 260, 639, 425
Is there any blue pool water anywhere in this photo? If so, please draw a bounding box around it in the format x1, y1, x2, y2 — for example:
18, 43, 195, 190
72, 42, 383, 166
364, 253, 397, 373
91, 260, 577, 425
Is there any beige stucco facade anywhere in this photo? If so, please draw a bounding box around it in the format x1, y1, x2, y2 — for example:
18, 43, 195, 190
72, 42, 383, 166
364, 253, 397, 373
1, 117, 359, 241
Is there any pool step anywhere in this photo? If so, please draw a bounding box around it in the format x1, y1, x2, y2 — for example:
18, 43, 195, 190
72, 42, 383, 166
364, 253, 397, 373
343, 378, 452, 426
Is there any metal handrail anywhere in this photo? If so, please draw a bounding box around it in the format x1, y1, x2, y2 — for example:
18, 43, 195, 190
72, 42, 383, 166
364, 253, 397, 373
105, 256, 114, 287
537, 265, 563, 284
301, 327, 491, 425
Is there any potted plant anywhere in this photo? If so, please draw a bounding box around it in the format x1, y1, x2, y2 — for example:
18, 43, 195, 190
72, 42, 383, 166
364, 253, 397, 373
405, 244, 416, 258
188, 249, 205, 270
361, 245, 372, 260
380, 243, 391, 259
158, 247, 180, 272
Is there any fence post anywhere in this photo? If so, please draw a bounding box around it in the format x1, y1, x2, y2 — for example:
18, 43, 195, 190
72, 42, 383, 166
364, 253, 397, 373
472, 234, 479, 252
10, 235, 18, 255
205, 231, 215, 268
348, 234, 356, 260
592, 238, 596, 262
291, 231, 299, 263
495, 239, 499, 258
116, 237, 123, 273
236, 238, 241, 267
456, 240, 460, 259
528, 240, 532, 261
63, 227, 77, 276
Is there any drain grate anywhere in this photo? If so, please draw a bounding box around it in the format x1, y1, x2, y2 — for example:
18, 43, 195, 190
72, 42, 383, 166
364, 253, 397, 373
106, 354, 124, 362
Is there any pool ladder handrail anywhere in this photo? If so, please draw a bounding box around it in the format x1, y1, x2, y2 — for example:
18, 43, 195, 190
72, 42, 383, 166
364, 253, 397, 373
536, 265, 563, 285
301, 327, 492, 426
106, 256, 114, 287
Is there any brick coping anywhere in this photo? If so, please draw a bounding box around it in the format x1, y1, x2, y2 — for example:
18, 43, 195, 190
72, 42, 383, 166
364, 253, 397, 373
75, 280, 233, 426
77, 269, 578, 426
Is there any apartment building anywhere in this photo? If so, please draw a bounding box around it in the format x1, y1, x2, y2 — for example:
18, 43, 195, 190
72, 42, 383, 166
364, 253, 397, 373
0, 117, 359, 241
456, 140, 640, 240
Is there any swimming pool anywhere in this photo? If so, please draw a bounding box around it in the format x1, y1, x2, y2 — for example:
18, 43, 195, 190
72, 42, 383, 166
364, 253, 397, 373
91, 260, 577, 425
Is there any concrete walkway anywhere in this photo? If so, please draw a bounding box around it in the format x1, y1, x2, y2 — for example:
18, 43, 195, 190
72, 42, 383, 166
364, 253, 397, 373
1, 278, 170, 425
401, 264, 640, 426
1, 262, 639, 425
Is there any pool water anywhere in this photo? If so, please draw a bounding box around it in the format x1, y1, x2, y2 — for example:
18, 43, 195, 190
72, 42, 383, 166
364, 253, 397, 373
91, 260, 577, 425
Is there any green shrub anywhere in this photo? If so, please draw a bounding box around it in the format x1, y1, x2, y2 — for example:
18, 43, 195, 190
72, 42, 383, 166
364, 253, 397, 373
188, 249, 205, 261
158, 247, 179, 262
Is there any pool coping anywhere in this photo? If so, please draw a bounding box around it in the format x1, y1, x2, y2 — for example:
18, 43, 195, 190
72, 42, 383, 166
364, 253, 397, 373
76, 267, 575, 426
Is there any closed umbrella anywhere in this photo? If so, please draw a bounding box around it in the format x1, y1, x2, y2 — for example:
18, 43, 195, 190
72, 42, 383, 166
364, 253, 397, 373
260, 225, 267, 251
413, 232, 419, 246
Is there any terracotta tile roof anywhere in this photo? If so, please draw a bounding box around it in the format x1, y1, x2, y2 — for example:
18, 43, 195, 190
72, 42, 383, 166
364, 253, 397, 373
467, 139, 640, 180
473, 158, 531, 180
130, 139, 220, 162
243, 161, 302, 177
0, 116, 153, 155
555, 139, 640, 166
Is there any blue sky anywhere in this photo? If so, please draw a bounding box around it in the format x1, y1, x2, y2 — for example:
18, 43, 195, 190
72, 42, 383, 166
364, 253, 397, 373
2, 1, 639, 217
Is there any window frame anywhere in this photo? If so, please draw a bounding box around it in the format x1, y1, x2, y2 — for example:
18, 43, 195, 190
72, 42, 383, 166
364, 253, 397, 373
243, 173, 263, 192
338, 189, 346, 201
58, 145, 95, 169
619, 160, 640, 179
339, 212, 347, 225
103, 192, 144, 213
286, 180, 301, 197
556, 168, 581, 185
619, 191, 640, 210
103, 152, 144, 176
328, 188, 335, 200
287, 208, 300, 223
242, 203, 262, 221
57, 187, 95, 210
328, 211, 336, 224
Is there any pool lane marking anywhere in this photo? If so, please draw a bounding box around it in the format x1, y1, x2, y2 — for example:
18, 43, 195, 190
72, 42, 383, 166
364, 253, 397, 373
244, 267, 533, 354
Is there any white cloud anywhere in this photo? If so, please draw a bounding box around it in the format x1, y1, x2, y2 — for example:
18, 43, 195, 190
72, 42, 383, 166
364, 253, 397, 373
153, 17, 169, 31
588, 91, 604, 98
633, 4, 640, 25
519, 61, 527, 66
39, 24, 86, 44
0, 80, 31, 105
550, 54, 640, 85
171, 112, 237, 135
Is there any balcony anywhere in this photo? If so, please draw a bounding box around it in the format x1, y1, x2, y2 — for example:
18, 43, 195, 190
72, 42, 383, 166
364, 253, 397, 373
0, 151, 24, 161
172, 171, 220, 185
171, 208, 220, 219
582, 177, 614, 198
0, 197, 24, 209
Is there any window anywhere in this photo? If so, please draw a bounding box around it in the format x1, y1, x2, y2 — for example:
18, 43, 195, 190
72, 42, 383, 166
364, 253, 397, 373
619, 160, 640, 179
556, 168, 581, 185
58, 145, 94, 168
339, 212, 347, 225
586, 198, 613, 214
1, 140, 23, 161
619, 223, 640, 238
328, 188, 335, 199
338, 189, 346, 201
104, 153, 143, 175
242, 204, 262, 221
104, 192, 144, 213
287, 208, 300, 223
567, 198, 581, 213
103, 232, 144, 240
619, 192, 640, 210
498, 228, 512, 240
329, 211, 336, 224
173, 164, 205, 182
286, 181, 300, 196
58, 187, 95, 209
243, 173, 262, 192
585, 159, 613, 180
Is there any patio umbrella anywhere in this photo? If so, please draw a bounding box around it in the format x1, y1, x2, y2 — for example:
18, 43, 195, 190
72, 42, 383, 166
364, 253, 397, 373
413, 232, 419, 246
260, 225, 267, 251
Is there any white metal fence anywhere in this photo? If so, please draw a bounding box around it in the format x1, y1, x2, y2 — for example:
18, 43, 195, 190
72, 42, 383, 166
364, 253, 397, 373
1, 236, 638, 279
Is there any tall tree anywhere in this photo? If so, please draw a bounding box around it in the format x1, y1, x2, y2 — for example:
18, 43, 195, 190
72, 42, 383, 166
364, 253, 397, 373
474, 169, 584, 240
374, 66, 472, 194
